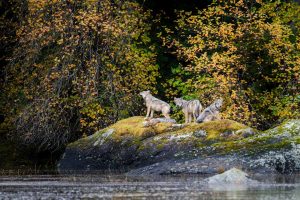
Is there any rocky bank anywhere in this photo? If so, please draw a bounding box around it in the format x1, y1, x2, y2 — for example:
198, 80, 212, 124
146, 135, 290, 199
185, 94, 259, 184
58, 117, 300, 175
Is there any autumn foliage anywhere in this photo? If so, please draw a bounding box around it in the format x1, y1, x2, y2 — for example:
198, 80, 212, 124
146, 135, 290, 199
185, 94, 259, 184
0, 0, 299, 152
2, 0, 158, 150
164, 0, 300, 128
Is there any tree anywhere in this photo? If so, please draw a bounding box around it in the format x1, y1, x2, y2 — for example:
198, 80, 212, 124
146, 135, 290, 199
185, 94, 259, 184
166, 0, 300, 128
3, 0, 159, 151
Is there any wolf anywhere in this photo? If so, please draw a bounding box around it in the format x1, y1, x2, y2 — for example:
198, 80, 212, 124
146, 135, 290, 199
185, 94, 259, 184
196, 98, 223, 123
174, 97, 203, 123
139, 90, 171, 119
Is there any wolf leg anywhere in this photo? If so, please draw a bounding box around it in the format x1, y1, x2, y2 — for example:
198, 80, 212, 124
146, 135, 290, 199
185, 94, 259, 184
214, 113, 221, 120
188, 113, 193, 123
193, 110, 197, 122
150, 109, 154, 118
184, 111, 189, 124
145, 106, 151, 119
162, 106, 171, 119
163, 113, 171, 119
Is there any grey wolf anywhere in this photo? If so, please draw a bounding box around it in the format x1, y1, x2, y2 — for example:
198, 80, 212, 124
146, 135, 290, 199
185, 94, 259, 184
174, 97, 202, 123
196, 98, 223, 123
140, 91, 171, 119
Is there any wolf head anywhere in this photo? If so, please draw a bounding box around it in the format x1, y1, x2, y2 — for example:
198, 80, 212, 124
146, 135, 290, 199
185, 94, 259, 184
174, 97, 184, 107
196, 98, 223, 123
214, 98, 223, 110
139, 90, 151, 99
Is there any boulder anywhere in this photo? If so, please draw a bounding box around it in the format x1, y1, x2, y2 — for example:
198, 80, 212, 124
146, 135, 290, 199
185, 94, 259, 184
205, 168, 258, 185
58, 117, 300, 175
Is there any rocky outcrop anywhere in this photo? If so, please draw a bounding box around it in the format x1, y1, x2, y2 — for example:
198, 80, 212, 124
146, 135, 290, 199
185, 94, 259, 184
58, 117, 300, 175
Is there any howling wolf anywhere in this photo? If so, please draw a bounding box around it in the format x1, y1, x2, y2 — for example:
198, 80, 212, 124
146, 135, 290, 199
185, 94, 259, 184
139, 90, 171, 119
196, 98, 223, 123
174, 97, 203, 123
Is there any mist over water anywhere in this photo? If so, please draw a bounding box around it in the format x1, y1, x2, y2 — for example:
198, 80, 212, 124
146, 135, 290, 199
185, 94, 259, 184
0, 174, 300, 199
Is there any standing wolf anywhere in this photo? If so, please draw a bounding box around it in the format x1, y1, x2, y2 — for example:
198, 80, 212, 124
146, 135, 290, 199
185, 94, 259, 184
174, 97, 203, 123
196, 98, 223, 123
140, 91, 171, 119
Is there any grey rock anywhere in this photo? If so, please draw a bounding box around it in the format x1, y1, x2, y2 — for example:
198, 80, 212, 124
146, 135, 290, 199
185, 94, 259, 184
236, 128, 257, 138
93, 129, 114, 146
143, 118, 176, 127
220, 130, 235, 137
58, 119, 300, 175
193, 130, 207, 137
205, 168, 258, 185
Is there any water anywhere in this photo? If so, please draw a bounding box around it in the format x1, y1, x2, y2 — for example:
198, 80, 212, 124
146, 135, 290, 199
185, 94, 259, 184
0, 174, 300, 199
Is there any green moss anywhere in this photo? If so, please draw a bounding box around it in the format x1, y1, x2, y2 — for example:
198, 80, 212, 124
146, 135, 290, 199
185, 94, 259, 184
209, 122, 298, 155
68, 116, 174, 149
137, 144, 146, 151
68, 118, 300, 158
295, 137, 300, 144
173, 119, 247, 141
264, 120, 300, 135
131, 138, 143, 146
156, 143, 165, 151
159, 137, 171, 146
68, 128, 108, 148
111, 116, 173, 139
110, 116, 145, 136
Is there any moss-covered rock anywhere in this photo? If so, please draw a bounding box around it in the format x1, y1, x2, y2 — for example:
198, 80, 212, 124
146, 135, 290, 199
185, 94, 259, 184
58, 117, 300, 175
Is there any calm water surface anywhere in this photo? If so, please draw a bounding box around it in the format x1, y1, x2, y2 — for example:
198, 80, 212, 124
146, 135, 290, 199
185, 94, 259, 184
0, 173, 300, 199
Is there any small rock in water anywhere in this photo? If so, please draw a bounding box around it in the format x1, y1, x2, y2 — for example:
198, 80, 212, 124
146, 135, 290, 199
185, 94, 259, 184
206, 167, 258, 185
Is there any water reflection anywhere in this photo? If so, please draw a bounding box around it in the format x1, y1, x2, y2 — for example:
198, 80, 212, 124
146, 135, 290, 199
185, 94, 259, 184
0, 174, 299, 199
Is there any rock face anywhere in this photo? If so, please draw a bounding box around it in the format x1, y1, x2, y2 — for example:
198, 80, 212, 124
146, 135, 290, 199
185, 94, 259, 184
58, 117, 300, 175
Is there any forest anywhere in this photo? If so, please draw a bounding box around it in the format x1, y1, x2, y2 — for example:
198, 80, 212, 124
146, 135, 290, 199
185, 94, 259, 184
0, 0, 299, 169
